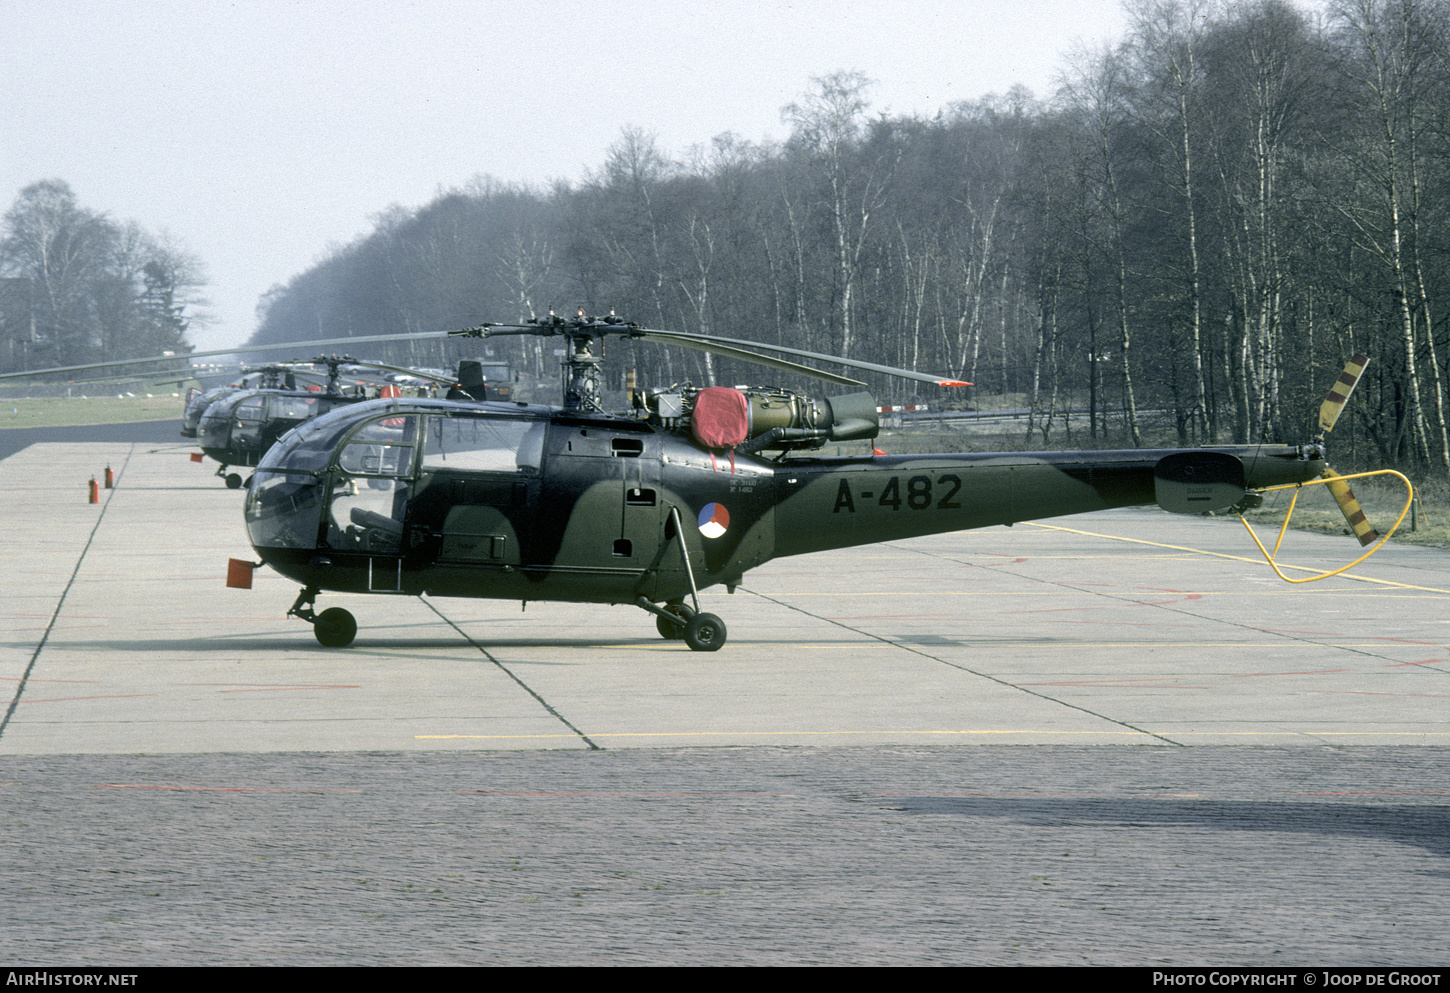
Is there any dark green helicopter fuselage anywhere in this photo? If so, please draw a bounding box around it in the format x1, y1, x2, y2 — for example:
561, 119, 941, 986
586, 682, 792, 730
245, 397, 1326, 607
199, 388, 352, 470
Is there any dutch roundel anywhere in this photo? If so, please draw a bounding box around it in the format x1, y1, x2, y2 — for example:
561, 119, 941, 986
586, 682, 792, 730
697, 502, 730, 539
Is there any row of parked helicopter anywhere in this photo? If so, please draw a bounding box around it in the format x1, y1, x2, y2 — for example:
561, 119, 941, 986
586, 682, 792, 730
180, 353, 513, 489
1, 313, 1414, 652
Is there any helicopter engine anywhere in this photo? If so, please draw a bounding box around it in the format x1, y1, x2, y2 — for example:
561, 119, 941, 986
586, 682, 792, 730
644, 386, 879, 454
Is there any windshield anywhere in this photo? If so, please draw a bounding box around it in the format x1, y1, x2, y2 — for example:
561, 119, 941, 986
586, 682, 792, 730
246, 470, 325, 549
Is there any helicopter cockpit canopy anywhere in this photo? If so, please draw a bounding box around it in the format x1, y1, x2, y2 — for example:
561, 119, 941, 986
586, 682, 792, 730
197, 388, 331, 453
245, 398, 549, 554
180, 385, 237, 437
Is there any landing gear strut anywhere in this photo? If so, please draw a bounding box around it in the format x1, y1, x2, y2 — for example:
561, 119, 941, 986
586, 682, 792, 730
636, 507, 729, 652
288, 586, 357, 647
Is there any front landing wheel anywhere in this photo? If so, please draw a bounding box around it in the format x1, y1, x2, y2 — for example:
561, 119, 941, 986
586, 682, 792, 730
684, 612, 726, 652
314, 607, 357, 648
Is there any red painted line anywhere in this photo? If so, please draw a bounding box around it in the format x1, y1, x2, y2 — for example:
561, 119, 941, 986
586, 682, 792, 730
1390, 659, 1448, 667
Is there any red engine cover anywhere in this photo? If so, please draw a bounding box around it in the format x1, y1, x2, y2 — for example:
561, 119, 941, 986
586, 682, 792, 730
691, 387, 749, 449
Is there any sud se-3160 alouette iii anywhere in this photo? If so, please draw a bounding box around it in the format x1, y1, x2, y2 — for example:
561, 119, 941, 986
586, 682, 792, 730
223, 313, 1409, 652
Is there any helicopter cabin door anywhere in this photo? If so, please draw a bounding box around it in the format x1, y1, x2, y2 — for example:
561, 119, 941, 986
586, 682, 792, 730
325, 413, 421, 592
533, 421, 662, 598
404, 412, 545, 570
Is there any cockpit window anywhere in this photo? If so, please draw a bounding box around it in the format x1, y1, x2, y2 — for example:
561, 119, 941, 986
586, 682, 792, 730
236, 397, 266, 421
422, 414, 545, 472
338, 414, 418, 477
271, 395, 317, 421
246, 471, 324, 549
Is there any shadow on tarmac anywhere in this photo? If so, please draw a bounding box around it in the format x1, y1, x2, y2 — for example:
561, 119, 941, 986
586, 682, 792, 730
886, 795, 1450, 861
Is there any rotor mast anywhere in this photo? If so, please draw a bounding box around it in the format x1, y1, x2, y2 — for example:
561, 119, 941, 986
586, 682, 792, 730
454, 309, 638, 413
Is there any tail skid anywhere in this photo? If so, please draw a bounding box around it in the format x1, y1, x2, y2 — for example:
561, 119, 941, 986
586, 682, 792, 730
1237, 468, 1415, 583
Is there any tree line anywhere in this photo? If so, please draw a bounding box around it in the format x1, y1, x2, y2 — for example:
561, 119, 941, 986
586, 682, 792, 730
0, 179, 204, 379
15, 1, 1450, 478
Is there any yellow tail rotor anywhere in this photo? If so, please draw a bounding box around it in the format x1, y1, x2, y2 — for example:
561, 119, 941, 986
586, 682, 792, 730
1318, 353, 1368, 435
1322, 467, 1377, 547
1239, 354, 1415, 582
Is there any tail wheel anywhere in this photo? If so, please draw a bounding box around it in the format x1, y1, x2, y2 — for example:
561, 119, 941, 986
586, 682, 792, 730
314, 607, 357, 648
684, 612, 726, 652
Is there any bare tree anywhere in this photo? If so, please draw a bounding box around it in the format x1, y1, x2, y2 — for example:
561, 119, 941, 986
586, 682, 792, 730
782, 71, 897, 360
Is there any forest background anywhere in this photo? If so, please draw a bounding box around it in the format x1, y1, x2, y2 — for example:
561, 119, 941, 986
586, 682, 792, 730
5, 0, 1450, 479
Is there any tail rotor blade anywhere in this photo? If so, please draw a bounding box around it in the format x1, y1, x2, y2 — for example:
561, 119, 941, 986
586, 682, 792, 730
1323, 468, 1378, 547
1319, 354, 1369, 435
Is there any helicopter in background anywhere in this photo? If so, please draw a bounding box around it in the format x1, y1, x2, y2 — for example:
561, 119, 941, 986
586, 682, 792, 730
0, 331, 519, 492
233, 313, 1401, 652
180, 364, 319, 439
191, 354, 496, 488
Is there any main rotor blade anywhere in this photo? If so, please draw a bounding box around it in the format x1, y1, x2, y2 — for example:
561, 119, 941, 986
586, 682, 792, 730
1318, 354, 1369, 434
461, 321, 967, 389
632, 328, 971, 388
628, 332, 867, 387
461, 323, 867, 387
0, 330, 454, 382
24, 365, 195, 389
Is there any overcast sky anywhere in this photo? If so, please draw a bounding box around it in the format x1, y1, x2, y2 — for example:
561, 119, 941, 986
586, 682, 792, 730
4, 0, 1146, 352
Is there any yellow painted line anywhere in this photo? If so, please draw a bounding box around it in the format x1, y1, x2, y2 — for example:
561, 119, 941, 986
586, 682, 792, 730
674, 641, 1446, 649
743, 588, 1450, 597
1137, 731, 1450, 737
1024, 522, 1450, 593
418, 730, 1158, 740
416, 729, 1450, 741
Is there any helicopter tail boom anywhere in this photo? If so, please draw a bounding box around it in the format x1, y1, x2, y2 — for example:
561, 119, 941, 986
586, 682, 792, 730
771, 444, 1323, 559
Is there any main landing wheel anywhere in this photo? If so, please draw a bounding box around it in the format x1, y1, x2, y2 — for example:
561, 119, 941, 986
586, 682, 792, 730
314, 607, 357, 648
684, 612, 726, 652
225, 472, 244, 489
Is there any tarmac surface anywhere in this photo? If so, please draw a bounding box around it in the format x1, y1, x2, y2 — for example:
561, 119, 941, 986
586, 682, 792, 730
1, 428, 1448, 965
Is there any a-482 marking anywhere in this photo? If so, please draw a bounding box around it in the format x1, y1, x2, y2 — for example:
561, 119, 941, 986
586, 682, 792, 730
832, 474, 963, 513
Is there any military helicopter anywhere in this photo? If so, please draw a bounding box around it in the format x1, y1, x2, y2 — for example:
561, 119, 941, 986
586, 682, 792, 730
180, 364, 317, 439
231, 312, 1407, 652
193, 354, 476, 488
0, 334, 512, 493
